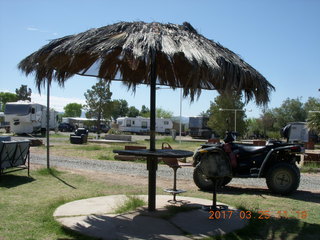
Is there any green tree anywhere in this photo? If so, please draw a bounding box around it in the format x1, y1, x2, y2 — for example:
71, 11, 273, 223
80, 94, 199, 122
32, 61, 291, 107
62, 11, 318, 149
84, 79, 113, 135
140, 106, 173, 118
127, 106, 140, 117
304, 97, 320, 113
63, 103, 82, 117
199, 111, 209, 117
15, 85, 32, 101
307, 112, 320, 132
246, 118, 261, 137
0, 92, 18, 111
140, 105, 150, 117
305, 97, 320, 132
259, 109, 277, 135
111, 99, 129, 121
156, 108, 173, 118
273, 97, 307, 129
207, 93, 247, 137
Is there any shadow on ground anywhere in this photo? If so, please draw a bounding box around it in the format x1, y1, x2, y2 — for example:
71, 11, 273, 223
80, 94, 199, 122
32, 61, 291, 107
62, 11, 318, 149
0, 174, 35, 188
214, 185, 320, 204
224, 213, 320, 240
48, 169, 77, 189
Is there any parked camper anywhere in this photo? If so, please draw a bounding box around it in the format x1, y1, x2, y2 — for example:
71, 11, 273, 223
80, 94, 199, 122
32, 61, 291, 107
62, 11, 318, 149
61, 117, 109, 132
4, 101, 58, 134
281, 122, 318, 143
116, 117, 173, 134
189, 116, 213, 139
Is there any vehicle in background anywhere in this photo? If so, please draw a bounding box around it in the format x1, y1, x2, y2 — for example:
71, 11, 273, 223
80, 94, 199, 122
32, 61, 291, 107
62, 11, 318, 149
4, 101, 58, 134
89, 124, 110, 133
281, 122, 318, 143
189, 116, 213, 139
58, 122, 75, 132
62, 117, 109, 132
116, 117, 173, 134
172, 121, 187, 136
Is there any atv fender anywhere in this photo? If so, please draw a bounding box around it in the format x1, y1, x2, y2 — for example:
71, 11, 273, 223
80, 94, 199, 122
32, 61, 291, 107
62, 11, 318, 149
258, 145, 301, 177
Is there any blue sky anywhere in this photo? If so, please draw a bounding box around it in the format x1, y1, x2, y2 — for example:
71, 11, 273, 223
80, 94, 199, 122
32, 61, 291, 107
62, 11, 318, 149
0, 0, 319, 118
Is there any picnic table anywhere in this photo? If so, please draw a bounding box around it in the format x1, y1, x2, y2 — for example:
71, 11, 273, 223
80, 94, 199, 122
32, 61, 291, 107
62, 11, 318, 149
113, 148, 194, 211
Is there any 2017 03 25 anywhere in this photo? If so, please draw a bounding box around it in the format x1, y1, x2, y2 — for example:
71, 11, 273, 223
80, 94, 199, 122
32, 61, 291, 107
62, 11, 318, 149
209, 210, 308, 220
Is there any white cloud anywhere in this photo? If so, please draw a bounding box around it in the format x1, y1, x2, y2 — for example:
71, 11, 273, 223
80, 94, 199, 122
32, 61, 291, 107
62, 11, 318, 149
26, 27, 39, 31
26, 26, 58, 36
31, 93, 86, 112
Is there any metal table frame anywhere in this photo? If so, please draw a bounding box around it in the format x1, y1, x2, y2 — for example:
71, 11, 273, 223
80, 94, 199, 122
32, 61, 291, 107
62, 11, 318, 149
113, 149, 194, 211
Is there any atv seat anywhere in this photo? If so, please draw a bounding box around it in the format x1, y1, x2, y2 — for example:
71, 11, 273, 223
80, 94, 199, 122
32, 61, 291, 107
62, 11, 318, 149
236, 145, 268, 155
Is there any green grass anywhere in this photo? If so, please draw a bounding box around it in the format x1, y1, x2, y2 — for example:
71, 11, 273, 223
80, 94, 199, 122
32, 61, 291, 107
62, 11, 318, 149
2, 161, 319, 239
0, 168, 145, 240
114, 195, 146, 214
97, 153, 115, 160
49, 133, 69, 138
80, 145, 105, 151
36, 167, 63, 176
184, 188, 320, 240
215, 211, 320, 240
32, 137, 200, 162
300, 162, 320, 173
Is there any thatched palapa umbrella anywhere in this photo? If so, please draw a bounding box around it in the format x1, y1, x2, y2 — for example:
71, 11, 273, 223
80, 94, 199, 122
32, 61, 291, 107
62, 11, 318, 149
19, 21, 274, 211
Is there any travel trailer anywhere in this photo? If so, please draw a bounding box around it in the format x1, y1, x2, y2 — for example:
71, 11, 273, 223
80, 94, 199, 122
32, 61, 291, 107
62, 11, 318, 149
61, 117, 109, 132
116, 117, 173, 134
189, 116, 213, 139
4, 101, 58, 134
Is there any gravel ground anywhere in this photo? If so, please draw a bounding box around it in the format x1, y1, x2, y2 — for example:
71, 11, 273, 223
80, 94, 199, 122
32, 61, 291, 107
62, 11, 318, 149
30, 153, 320, 192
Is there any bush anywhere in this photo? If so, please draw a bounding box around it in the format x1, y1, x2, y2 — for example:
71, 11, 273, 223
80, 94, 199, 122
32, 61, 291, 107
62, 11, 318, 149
267, 131, 281, 140
107, 128, 124, 135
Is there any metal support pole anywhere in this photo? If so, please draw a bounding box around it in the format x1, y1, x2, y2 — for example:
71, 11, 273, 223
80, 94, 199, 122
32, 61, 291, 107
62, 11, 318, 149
212, 179, 217, 209
148, 49, 157, 211
234, 110, 237, 133
179, 88, 182, 144
46, 79, 50, 169
27, 150, 30, 177
173, 167, 177, 202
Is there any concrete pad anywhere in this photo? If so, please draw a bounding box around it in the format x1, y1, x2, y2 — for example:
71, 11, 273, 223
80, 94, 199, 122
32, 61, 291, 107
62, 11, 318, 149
54, 195, 128, 217
171, 209, 247, 239
54, 195, 248, 239
58, 213, 190, 240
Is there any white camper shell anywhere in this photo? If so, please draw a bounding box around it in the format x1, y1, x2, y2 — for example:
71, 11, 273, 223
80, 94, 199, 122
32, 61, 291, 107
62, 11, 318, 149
287, 122, 309, 143
116, 117, 173, 134
4, 101, 58, 134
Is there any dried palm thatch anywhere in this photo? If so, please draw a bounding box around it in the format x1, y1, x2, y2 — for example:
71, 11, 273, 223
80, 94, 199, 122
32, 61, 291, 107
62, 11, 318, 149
18, 21, 274, 105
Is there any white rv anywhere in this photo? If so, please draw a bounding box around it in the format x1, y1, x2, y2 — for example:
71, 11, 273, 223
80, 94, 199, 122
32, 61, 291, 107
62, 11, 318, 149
4, 101, 58, 134
116, 117, 173, 134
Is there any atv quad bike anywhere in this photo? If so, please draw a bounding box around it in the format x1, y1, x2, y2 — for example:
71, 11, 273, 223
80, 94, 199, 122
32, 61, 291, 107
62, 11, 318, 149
193, 132, 303, 195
